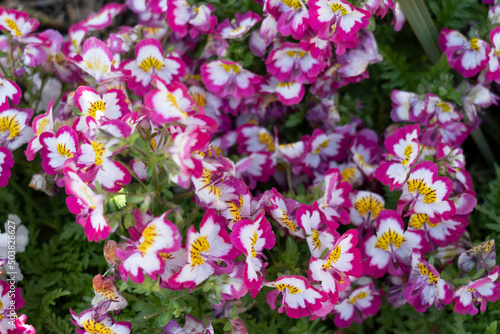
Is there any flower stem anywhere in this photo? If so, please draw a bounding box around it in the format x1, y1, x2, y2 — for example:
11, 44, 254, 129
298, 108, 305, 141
399, 0, 441, 64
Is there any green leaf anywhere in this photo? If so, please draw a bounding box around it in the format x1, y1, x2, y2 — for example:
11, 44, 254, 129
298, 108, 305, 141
485, 321, 497, 334
284, 237, 299, 266
377, 45, 415, 91
0, 50, 8, 58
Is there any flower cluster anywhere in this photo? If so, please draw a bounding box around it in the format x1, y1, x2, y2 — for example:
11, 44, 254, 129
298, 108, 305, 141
1, 0, 500, 332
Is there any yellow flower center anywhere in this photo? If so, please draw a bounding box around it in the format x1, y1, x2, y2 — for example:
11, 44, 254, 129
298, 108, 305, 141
190, 92, 206, 107
221, 63, 241, 74
275, 283, 301, 294
167, 93, 188, 117
0, 115, 21, 140
82, 319, 115, 334
282, 0, 301, 10
354, 195, 384, 219
91, 141, 105, 166
311, 229, 321, 250
401, 144, 413, 166
331, 3, 348, 16
407, 179, 437, 204
190, 236, 210, 266
159, 252, 174, 261
250, 231, 258, 257
37, 118, 49, 136
375, 229, 404, 251
259, 132, 275, 152
279, 209, 297, 232
227, 201, 241, 221
87, 100, 106, 119
409, 213, 430, 229
139, 56, 163, 72
138, 224, 159, 255
5, 18, 22, 37
418, 263, 438, 284
349, 291, 368, 304
57, 143, 74, 158
436, 102, 452, 112
341, 167, 356, 183
322, 245, 341, 270
277, 82, 295, 88
314, 139, 329, 154
469, 38, 480, 51
285, 50, 306, 58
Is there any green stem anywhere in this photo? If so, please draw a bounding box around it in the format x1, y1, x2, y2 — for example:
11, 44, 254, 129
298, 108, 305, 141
285, 163, 294, 195
399, 0, 441, 64
185, 205, 200, 227
172, 191, 194, 202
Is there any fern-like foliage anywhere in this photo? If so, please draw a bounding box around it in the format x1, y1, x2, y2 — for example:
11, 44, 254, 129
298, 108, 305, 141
427, 0, 488, 31
377, 45, 418, 91
40, 288, 72, 334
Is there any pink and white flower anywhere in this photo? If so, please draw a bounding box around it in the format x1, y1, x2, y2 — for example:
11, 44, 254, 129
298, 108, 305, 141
266, 0, 310, 40
349, 191, 385, 237
425, 94, 461, 125
82, 3, 126, 31
303, 129, 349, 169
122, 38, 185, 96
201, 60, 261, 99
266, 275, 328, 318
0, 147, 14, 188
217, 11, 261, 39
164, 315, 213, 334
230, 211, 276, 296
64, 169, 109, 242
70, 308, 131, 334
309, 229, 363, 302
390, 90, 427, 122
169, 209, 240, 290
70, 37, 119, 84
453, 266, 500, 315
144, 76, 196, 125
0, 280, 25, 333
333, 281, 382, 328
260, 76, 305, 105
264, 188, 305, 237
167, 0, 217, 38
350, 128, 379, 179
408, 214, 467, 247
40, 125, 78, 175
0, 107, 33, 151
308, 0, 370, 42
0, 8, 39, 40
403, 252, 453, 312
397, 161, 455, 223
297, 202, 337, 259
0, 73, 21, 111
168, 128, 211, 188
375, 124, 420, 190
235, 152, 276, 190
439, 28, 490, 78
25, 100, 55, 161
266, 43, 325, 84
486, 26, 500, 83
74, 86, 129, 124
116, 211, 182, 284
363, 210, 428, 278
77, 121, 131, 192
317, 168, 352, 227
